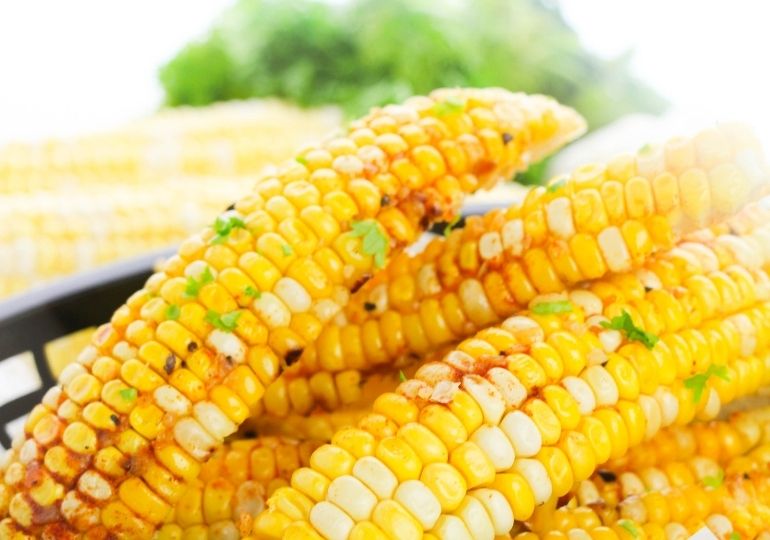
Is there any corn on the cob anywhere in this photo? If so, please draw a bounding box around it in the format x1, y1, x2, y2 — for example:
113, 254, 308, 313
282, 129, 770, 378
0, 178, 247, 297
259, 215, 770, 420
0, 100, 342, 192
256, 248, 770, 539
153, 436, 321, 540
549, 441, 770, 539
0, 88, 584, 538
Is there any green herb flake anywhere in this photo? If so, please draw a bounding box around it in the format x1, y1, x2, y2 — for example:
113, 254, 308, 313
296, 156, 308, 165
281, 244, 294, 257
183, 266, 215, 299
443, 215, 462, 238
638, 143, 653, 154
119, 388, 137, 402
618, 520, 639, 538
244, 286, 261, 299
350, 219, 388, 268
165, 304, 181, 320
702, 468, 725, 488
546, 177, 567, 193
730, 532, 741, 540
531, 300, 573, 315
600, 310, 658, 350
398, 370, 407, 382
211, 214, 246, 245
434, 95, 466, 116
684, 364, 730, 403
205, 309, 241, 332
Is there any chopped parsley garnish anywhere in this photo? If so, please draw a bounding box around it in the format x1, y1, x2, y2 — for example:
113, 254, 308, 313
531, 300, 573, 315
702, 468, 724, 488
546, 177, 567, 193
730, 532, 741, 540
281, 243, 294, 257
433, 95, 466, 116
244, 286, 261, 299
183, 267, 215, 299
600, 310, 658, 350
618, 520, 639, 538
211, 215, 246, 245
443, 215, 462, 238
165, 304, 180, 321
638, 143, 653, 154
296, 156, 308, 165
398, 370, 407, 382
684, 364, 730, 403
119, 388, 137, 402
351, 220, 388, 268
205, 310, 241, 332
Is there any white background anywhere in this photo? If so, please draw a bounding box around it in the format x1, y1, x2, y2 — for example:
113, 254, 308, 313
0, 1, 768, 142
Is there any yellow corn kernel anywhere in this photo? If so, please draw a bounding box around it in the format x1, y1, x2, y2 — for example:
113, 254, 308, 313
490, 472, 535, 521
524, 398, 562, 446
332, 428, 376, 459
420, 462, 467, 513
447, 390, 484, 435
373, 393, 418, 426
398, 422, 449, 465
375, 437, 422, 482
420, 404, 469, 451
449, 441, 495, 488
595, 408, 630, 461
119, 477, 171, 524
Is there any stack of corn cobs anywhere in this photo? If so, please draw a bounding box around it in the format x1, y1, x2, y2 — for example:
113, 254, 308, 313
2, 87, 770, 540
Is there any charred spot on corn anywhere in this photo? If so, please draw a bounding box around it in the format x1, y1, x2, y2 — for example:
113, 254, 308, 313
363, 302, 376, 312
380, 194, 391, 206
285, 349, 303, 367
109, 414, 120, 426
600, 310, 658, 350
502, 132, 514, 144
443, 215, 463, 238
187, 341, 198, 353
351, 274, 372, 294
597, 470, 617, 482
164, 354, 176, 375
211, 214, 246, 245
205, 309, 241, 332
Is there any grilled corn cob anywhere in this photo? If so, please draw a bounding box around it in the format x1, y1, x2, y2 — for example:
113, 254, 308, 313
554, 443, 770, 538
154, 436, 321, 540
260, 216, 770, 419
0, 88, 584, 538
285, 129, 770, 377
255, 250, 770, 539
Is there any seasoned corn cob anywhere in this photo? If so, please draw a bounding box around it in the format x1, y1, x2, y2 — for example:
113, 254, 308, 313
255, 250, 770, 539
155, 436, 321, 540
555, 443, 770, 539
286, 129, 770, 377
0, 88, 584, 538
260, 217, 770, 419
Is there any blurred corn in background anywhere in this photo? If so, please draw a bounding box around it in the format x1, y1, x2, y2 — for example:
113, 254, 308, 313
0, 101, 341, 298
